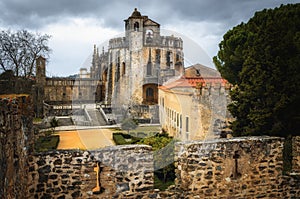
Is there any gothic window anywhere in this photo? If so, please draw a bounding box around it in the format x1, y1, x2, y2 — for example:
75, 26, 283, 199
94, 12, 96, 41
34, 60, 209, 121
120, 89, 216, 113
146, 87, 154, 97
134, 22, 139, 31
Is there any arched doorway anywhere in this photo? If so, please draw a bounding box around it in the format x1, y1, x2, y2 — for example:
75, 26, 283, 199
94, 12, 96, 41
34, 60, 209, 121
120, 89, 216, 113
143, 84, 158, 105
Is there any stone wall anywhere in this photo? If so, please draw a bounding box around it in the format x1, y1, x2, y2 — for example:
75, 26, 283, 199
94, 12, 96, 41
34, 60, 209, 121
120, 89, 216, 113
173, 136, 300, 199
292, 136, 300, 173
27, 145, 153, 199
0, 95, 34, 199
27, 151, 96, 199
1, 99, 299, 199
283, 173, 300, 198
25, 135, 300, 199
174, 137, 287, 198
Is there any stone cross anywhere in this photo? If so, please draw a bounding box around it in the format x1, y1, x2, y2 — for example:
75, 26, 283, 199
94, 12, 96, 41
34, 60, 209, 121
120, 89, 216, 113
92, 162, 101, 193
233, 151, 241, 179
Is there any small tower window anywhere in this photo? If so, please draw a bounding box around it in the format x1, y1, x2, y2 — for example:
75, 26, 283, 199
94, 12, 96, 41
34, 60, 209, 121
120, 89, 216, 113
134, 22, 139, 31
122, 62, 126, 76
147, 63, 152, 76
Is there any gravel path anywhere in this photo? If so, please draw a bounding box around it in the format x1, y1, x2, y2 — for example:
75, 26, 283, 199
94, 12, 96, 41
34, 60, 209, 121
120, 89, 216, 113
57, 129, 115, 150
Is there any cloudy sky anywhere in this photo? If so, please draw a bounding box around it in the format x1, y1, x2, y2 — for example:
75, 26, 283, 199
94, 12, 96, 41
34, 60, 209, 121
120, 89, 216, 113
0, 0, 299, 76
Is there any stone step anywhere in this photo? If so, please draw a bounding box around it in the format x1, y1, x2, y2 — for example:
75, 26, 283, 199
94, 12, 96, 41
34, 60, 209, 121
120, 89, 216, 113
86, 109, 107, 126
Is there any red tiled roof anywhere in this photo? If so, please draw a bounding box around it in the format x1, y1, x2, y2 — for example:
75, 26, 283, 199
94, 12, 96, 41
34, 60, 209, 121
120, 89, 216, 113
159, 76, 228, 90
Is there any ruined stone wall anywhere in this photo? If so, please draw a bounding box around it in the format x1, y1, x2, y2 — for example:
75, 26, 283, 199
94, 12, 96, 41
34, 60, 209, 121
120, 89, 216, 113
28, 145, 153, 198
44, 78, 101, 105
27, 151, 96, 199
283, 173, 300, 198
174, 137, 286, 198
173, 136, 300, 199
1, 106, 299, 199
0, 95, 34, 199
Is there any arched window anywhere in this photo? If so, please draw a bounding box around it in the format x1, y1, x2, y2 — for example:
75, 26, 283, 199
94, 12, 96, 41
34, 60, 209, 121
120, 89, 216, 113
146, 87, 154, 97
146, 29, 153, 43
134, 22, 139, 31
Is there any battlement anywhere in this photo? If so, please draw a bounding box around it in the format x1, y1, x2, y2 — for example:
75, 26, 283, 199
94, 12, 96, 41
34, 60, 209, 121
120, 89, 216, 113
160, 35, 183, 48
109, 37, 128, 49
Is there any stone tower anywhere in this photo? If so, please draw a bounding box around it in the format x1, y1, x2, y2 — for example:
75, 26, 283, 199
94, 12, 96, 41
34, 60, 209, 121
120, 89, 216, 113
36, 56, 46, 85
34, 56, 46, 117
90, 8, 184, 120
125, 8, 145, 51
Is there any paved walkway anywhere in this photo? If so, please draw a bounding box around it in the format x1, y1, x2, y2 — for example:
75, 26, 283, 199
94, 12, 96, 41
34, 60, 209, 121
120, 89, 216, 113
57, 129, 115, 150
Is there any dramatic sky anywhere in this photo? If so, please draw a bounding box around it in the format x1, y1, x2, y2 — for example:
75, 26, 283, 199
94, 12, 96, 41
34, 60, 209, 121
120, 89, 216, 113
0, 0, 299, 76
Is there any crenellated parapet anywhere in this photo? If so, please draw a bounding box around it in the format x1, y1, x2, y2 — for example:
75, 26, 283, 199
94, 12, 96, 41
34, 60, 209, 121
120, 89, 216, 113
109, 37, 128, 49
195, 77, 231, 96
160, 36, 183, 48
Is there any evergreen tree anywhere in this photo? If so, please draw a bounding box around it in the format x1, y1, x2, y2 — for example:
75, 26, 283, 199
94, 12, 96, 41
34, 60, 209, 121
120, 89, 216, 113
213, 4, 300, 137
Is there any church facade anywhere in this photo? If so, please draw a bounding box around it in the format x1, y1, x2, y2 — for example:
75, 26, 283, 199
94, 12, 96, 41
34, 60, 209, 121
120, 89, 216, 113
90, 8, 184, 111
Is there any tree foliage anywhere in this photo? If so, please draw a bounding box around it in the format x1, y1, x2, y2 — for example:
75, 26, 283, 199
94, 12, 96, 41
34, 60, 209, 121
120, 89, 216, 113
50, 117, 59, 131
0, 29, 51, 77
213, 4, 300, 137
120, 118, 138, 133
138, 132, 175, 184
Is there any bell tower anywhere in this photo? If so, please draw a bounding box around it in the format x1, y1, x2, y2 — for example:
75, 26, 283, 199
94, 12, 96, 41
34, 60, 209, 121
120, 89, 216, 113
36, 56, 46, 86
125, 8, 144, 51
35, 56, 46, 117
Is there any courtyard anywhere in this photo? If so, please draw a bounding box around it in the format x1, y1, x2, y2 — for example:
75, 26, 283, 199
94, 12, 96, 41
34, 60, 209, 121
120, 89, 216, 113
56, 129, 115, 150
56, 125, 161, 150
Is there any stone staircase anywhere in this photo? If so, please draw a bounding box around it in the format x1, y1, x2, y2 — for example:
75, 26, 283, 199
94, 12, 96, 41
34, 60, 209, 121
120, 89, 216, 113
86, 109, 107, 126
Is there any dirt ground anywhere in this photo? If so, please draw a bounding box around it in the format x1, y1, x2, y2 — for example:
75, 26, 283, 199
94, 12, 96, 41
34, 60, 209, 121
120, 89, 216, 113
56, 129, 115, 150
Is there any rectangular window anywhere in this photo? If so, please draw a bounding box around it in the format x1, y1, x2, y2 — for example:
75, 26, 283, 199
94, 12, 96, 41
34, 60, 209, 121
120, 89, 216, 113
166, 51, 171, 67
180, 114, 182, 129
186, 116, 189, 133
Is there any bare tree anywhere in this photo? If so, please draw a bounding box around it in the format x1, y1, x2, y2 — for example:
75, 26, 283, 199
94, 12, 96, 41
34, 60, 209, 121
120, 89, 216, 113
0, 29, 51, 77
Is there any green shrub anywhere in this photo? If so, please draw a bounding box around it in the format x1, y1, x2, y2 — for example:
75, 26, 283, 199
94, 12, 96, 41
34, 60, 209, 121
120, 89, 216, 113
34, 135, 60, 152
113, 132, 141, 145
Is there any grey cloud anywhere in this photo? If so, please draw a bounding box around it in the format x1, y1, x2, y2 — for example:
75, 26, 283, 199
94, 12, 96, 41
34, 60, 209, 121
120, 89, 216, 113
142, 0, 300, 29
0, 0, 135, 29
0, 0, 299, 31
